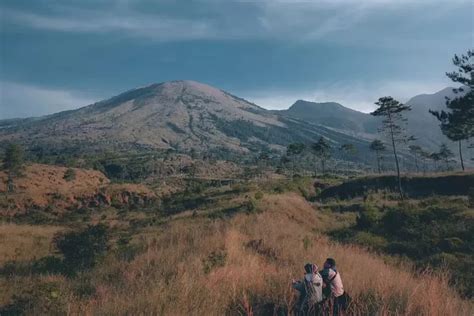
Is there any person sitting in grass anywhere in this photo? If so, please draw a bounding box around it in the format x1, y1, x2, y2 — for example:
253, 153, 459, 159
321, 258, 349, 316
292, 263, 324, 315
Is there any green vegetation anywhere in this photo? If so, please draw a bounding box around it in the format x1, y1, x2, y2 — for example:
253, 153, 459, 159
312, 137, 331, 174
331, 198, 474, 297
54, 224, 110, 274
2, 143, 25, 192
63, 168, 76, 181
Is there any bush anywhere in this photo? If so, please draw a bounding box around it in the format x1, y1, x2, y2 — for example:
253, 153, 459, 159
245, 199, 258, 213
63, 168, 76, 181
202, 250, 227, 274
0, 280, 65, 315
468, 187, 474, 207
53, 224, 109, 274
354, 232, 388, 250
356, 204, 381, 230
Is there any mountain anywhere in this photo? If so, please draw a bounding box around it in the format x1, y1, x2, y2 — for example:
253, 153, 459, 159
0, 80, 372, 156
278, 87, 462, 152
403, 87, 457, 149
279, 100, 379, 136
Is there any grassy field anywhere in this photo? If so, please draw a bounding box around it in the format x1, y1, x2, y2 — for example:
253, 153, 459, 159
1, 175, 473, 315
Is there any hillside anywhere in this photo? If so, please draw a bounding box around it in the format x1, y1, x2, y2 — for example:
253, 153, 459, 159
1, 177, 472, 315
0, 81, 372, 156
279, 100, 379, 136
0, 163, 157, 216
403, 87, 458, 149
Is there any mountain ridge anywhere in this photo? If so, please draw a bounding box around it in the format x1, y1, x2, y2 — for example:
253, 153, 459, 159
0, 81, 463, 165
0, 80, 374, 158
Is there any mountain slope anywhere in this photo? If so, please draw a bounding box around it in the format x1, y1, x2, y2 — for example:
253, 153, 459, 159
404, 87, 458, 149
279, 100, 379, 136
0, 80, 372, 155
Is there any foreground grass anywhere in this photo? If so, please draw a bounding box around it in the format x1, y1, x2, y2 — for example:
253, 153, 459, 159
2, 192, 472, 315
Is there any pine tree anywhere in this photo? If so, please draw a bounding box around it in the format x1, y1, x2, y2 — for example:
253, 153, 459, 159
371, 97, 411, 198
312, 137, 331, 174
430, 152, 442, 171
430, 50, 473, 171
340, 143, 357, 171
438, 143, 455, 171
2, 143, 25, 192
419, 148, 431, 174
409, 145, 423, 173
369, 140, 385, 174
286, 143, 305, 176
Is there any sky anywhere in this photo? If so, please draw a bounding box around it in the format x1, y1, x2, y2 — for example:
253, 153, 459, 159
0, 0, 472, 119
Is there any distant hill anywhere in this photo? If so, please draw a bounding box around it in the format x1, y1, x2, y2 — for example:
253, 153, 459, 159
403, 87, 458, 150
0, 80, 372, 157
278, 87, 464, 153
278, 100, 379, 136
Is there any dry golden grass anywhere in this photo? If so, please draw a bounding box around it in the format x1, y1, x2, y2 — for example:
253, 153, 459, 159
0, 223, 62, 264
0, 163, 109, 214
59, 193, 472, 315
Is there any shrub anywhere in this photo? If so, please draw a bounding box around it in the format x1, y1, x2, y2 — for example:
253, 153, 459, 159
63, 168, 76, 182
468, 187, 474, 207
0, 281, 65, 315
354, 232, 388, 250
53, 224, 109, 274
32, 256, 64, 274
202, 250, 227, 274
245, 199, 258, 213
356, 204, 381, 230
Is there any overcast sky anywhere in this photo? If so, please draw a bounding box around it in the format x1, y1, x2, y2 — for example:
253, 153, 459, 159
0, 0, 472, 119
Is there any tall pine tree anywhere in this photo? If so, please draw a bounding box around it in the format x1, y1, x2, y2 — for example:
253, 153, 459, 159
430, 50, 473, 171
371, 97, 411, 199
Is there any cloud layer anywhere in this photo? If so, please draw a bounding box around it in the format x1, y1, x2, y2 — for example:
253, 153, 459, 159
3, 0, 470, 41
0, 82, 96, 119
0, 0, 471, 118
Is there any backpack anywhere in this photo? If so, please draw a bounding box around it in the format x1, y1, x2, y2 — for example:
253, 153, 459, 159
303, 273, 324, 305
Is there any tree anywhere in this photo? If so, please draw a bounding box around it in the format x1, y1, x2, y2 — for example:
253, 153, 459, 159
255, 151, 271, 178
340, 143, 357, 170
369, 140, 386, 174
312, 137, 331, 174
430, 152, 442, 171
419, 149, 431, 174
2, 143, 25, 192
409, 145, 423, 173
286, 143, 306, 176
371, 97, 411, 198
430, 50, 474, 171
437, 143, 455, 171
